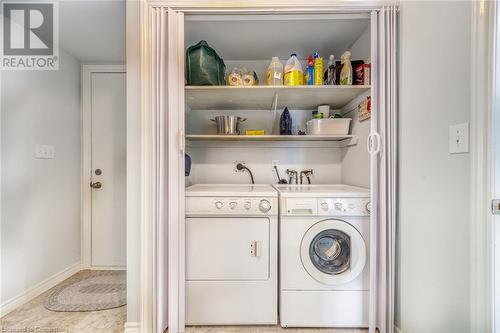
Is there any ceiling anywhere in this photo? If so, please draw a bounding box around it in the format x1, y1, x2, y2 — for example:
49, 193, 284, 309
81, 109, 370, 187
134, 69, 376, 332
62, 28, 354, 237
59, 0, 125, 62
185, 14, 370, 61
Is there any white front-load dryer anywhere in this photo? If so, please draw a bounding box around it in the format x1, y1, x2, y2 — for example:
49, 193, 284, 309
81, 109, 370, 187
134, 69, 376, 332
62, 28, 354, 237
185, 184, 278, 325
275, 185, 371, 328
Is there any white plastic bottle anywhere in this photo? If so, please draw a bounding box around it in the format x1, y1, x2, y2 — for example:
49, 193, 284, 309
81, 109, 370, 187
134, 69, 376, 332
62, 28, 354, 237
284, 53, 304, 86
266, 57, 284, 85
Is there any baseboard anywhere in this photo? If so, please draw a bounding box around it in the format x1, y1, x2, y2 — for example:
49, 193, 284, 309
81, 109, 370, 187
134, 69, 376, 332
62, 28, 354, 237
124, 322, 141, 333
88, 266, 126, 271
395, 325, 402, 333
0, 262, 81, 317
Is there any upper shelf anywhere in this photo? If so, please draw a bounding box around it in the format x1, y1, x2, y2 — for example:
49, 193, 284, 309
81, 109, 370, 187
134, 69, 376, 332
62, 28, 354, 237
185, 85, 371, 110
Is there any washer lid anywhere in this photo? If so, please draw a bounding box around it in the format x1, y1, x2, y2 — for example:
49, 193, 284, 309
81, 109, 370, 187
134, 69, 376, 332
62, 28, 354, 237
274, 184, 369, 198
300, 219, 366, 285
186, 184, 278, 197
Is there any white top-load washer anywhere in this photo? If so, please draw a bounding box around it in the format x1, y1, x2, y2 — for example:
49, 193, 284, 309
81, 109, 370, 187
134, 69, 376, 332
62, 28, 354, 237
275, 184, 371, 328
185, 184, 278, 325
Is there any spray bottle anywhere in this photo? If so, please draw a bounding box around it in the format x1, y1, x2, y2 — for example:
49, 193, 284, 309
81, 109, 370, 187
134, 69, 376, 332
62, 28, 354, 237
313, 52, 324, 85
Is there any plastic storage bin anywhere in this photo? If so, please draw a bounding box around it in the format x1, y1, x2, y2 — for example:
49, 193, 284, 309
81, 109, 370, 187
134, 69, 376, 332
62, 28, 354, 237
306, 118, 352, 135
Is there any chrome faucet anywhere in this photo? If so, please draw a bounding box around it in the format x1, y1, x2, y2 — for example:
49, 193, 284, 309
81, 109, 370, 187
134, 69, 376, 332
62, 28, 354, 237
300, 169, 314, 184
286, 169, 298, 185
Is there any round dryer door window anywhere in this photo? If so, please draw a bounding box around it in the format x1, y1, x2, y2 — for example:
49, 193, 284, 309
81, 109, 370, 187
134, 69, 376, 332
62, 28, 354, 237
300, 219, 366, 285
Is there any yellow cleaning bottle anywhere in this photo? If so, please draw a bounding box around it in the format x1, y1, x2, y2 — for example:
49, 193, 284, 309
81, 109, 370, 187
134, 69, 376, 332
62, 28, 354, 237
313, 52, 324, 85
284, 53, 304, 86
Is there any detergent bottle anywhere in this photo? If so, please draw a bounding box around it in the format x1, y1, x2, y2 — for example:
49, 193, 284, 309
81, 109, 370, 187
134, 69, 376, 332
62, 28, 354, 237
284, 53, 304, 86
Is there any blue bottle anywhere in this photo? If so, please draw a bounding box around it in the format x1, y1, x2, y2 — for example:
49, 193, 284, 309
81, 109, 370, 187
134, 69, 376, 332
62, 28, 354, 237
280, 107, 292, 135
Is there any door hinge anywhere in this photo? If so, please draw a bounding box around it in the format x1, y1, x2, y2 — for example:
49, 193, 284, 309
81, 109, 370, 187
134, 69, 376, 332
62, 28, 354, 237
492, 200, 500, 215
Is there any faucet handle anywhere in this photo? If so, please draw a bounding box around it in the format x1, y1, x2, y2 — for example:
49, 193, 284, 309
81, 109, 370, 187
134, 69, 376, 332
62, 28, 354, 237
301, 169, 314, 185
286, 169, 298, 184
304, 169, 314, 176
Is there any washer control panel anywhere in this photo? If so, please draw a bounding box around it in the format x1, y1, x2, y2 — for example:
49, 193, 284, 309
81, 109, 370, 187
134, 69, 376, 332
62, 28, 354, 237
283, 197, 370, 216
318, 198, 371, 216
186, 197, 278, 215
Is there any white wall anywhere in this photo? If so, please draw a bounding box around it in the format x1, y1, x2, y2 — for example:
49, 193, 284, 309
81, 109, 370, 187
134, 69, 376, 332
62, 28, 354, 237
187, 147, 342, 185
349, 25, 371, 62
1, 50, 81, 304
397, 1, 471, 331
340, 93, 371, 188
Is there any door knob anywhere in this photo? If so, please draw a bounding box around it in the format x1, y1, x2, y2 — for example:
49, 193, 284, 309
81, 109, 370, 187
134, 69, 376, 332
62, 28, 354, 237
90, 181, 102, 189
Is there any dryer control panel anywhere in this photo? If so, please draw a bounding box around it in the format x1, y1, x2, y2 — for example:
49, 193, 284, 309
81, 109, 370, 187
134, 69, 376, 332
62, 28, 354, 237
186, 197, 278, 216
283, 197, 370, 216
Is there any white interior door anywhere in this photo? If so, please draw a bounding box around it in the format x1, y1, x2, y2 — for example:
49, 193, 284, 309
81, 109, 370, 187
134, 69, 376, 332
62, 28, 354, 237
91, 72, 127, 267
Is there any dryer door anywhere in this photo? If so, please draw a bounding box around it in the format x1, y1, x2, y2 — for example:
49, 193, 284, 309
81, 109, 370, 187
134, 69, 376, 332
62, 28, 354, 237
300, 219, 366, 285
186, 217, 270, 280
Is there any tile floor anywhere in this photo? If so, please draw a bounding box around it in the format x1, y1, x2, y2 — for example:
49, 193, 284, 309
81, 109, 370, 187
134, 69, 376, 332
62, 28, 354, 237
184, 326, 367, 333
1, 270, 366, 333
0, 270, 126, 333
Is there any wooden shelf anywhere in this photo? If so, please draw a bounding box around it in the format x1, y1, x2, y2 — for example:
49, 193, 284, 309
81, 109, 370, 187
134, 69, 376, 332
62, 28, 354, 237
185, 85, 370, 110
185, 134, 358, 148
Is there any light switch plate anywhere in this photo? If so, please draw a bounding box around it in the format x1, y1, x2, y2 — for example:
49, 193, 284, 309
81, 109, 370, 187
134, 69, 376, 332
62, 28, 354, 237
35, 144, 55, 159
449, 123, 469, 154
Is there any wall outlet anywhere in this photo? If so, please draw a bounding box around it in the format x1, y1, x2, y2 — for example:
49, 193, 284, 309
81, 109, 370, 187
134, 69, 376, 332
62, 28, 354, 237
234, 161, 245, 172
35, 144, 55, 159
449, 123, 469, 154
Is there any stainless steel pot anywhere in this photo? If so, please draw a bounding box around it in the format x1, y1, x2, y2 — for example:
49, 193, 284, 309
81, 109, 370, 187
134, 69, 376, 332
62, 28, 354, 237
211, 115, 247, 135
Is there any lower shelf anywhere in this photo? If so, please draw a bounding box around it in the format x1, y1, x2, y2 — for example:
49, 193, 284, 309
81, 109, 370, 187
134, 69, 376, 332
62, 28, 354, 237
185, 134, 358, 148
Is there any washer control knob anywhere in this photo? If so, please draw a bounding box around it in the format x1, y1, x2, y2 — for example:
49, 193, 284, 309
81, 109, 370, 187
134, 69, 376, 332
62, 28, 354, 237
244, 201, 252, 210
229, 201, 237, 210
214, 201, 223, 209
320, 202, 329, 211
258, 199, 272, 213
334, 202, 343, 211
366, 202, 372, 213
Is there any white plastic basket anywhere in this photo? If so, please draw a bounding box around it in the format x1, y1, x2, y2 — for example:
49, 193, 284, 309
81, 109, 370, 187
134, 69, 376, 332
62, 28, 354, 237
306, 118, 352, 135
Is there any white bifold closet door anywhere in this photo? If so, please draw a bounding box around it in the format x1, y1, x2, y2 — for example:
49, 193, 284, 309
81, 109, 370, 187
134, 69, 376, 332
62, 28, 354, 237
150, 7, 185, 333
369, 7, 398, 333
